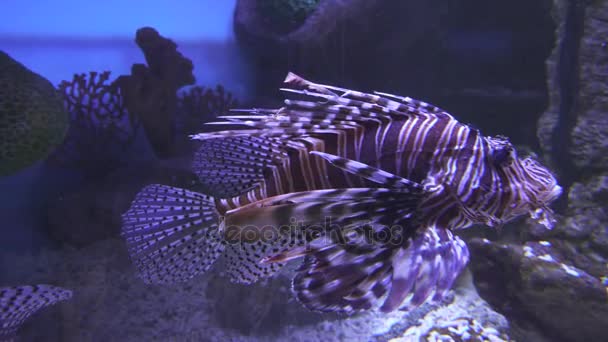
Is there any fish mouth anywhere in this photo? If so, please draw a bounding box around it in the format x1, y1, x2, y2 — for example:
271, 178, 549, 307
527, 184, 562, 230
547, 184, 563, 203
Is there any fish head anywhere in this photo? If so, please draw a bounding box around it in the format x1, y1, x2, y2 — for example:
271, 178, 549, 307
487, 136, 562, 229
516, 155, 562, 228
518, 156, 562, 204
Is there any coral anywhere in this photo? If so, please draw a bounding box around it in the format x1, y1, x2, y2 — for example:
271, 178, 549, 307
256, 0, 320, 33
46, 71, 139, 178
175, 85, 238, 136
417, 318, 510, 341
0, 50, 69, 176
114, 27, 195, 159
389, 270, 511, 342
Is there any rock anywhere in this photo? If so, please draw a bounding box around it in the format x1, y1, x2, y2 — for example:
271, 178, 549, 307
590, 226, 608, 254
234, 0, 447, 96
115, 27, 195, 158
536, 0, 567, 163
538, 0, 608, 175
494, 2, 608, 340
235, 0, 555, 148
569, 4, 608, 171
205, 269, 323, 336
468, 238, 608, 342
555, 174, 608, 256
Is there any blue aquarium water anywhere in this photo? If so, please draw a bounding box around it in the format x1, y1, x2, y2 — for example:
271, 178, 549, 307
1, 1, 606, 341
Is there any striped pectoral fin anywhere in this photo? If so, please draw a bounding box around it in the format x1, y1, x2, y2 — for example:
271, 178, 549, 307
310, 151, 425, 192
291, 238, 396, 314
283, 224, 469, 314
380, 225, 470, 312
0, 285, 72, 340
121, 184, 224, 284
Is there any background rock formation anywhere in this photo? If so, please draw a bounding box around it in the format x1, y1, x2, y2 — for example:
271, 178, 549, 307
115, 27, 196, 159
469, 1, 608, 341
234, 0, 555, 148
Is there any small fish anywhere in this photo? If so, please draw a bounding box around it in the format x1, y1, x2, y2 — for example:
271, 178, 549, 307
121, 72, 562, 313
0, 285, 72, 341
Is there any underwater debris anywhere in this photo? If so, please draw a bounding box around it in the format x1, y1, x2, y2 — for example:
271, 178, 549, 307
0, 285, 72, 341
114, 27, 195, 159
121, 72, 561, 315
46, 71, 139, 178
0, 50, 69, 176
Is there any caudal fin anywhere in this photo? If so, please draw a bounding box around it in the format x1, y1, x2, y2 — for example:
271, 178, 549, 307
121, 184, 224, 284
0, 285, 72, 340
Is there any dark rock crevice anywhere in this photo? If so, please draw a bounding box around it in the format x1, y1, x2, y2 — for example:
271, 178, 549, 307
552, 0, 588, 194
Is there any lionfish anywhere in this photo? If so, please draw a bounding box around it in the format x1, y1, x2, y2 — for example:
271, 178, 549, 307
121, 73, 562, 313
0, 285, 72, 341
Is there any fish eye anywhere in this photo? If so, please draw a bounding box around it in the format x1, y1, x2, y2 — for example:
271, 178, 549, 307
489, 135, 515, 167
493, 146, 513, 167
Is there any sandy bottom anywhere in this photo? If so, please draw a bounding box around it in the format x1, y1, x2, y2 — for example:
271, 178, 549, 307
1, 238, 511, 341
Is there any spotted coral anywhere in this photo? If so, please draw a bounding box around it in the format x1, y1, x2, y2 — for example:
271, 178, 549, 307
0, 51, 69, 176
256, 0, 320, 33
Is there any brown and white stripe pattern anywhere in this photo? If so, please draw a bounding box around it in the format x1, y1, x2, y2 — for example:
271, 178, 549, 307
122, 72, 561, 313
194, 78, 466, 210
193, 73, 559, 233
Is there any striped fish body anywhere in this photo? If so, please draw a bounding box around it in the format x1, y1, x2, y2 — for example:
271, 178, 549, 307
121, 73, 562, 314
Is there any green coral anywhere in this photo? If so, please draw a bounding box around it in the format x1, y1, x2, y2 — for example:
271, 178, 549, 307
0, 51, 69, 176
257, 0, 320, 33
